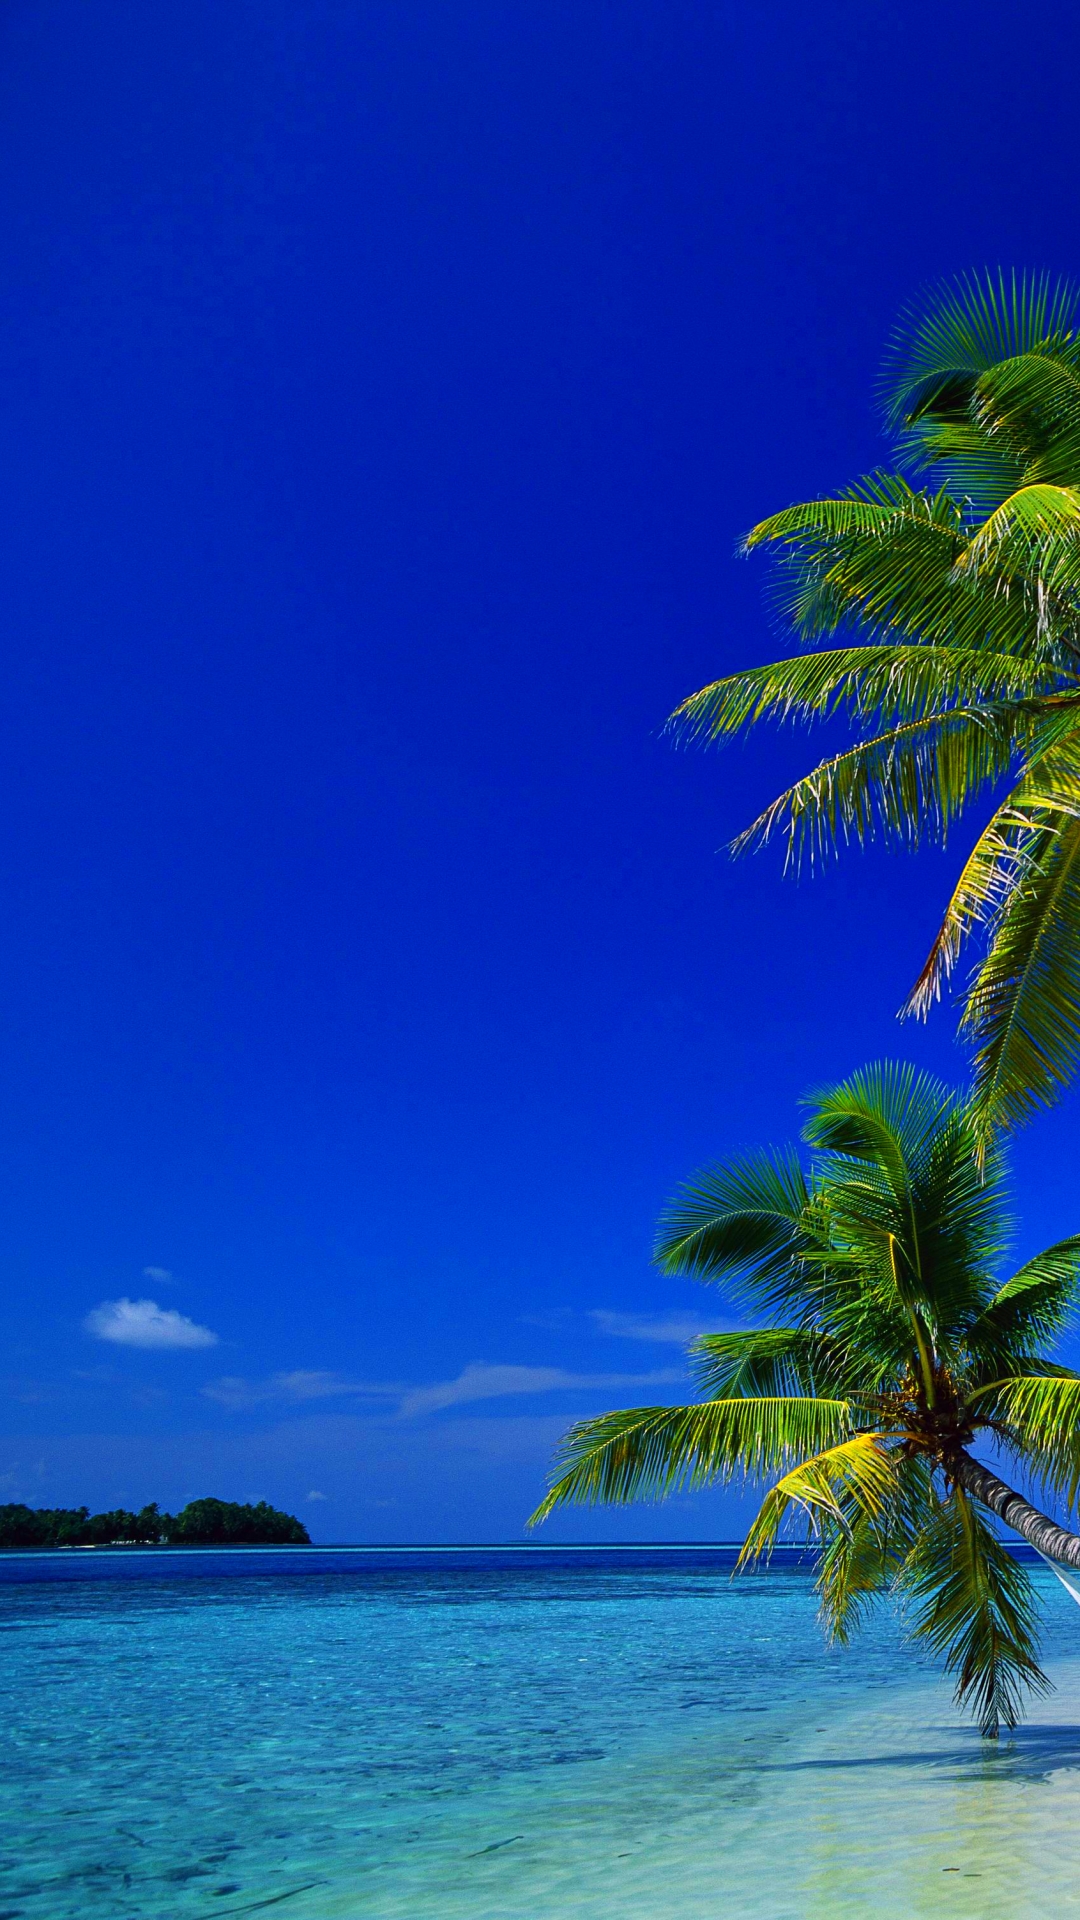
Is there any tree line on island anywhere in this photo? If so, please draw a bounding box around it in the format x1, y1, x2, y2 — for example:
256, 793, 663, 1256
0, 1496, 310, 1548
532, 271, 1080, 1738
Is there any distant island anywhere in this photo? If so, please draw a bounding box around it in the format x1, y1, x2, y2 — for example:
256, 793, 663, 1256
0, 1497, 311, 1548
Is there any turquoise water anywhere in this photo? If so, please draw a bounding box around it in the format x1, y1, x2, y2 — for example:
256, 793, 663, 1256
5, 1547, 1080, 1917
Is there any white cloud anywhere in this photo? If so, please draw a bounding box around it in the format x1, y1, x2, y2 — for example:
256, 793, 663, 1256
203, 1371, 399, 1411
84, 1297, 218, 1352
307, 1489, 328, 1502
589, 1309, 725, 1345
399, 1361, 683, 1419
143, 1266, 174, 1285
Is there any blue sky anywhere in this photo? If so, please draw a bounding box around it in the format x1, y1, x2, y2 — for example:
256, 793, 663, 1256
3, 0, 1080, 1541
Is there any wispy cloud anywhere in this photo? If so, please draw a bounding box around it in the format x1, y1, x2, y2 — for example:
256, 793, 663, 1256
589, 1309, 725, 1346
143, 1266, 174, 1286
202, 1371, 400, 1411
399, 1362, 683, 1419
203, 1360, 685, 1421
306, 1489, 328, 1502
84, 1298, 218, 1351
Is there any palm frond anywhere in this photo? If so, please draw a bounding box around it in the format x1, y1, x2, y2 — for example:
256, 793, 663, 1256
882, 269, 1080, 433
746, 478, 1060, 658
989, 1373, 1080, 1505
744, 474, 928, 552
902, 424, 1032, 522
810, 1505, 887, 1643
816, 1454, 936, 1644
653, 1149, 810, 1297
689, 1327, 860, 1399
814, 1508, 891, 1645
798, 1065, 1011, 1359
904, 727, 1080, 1019
956, 484, 1080, 594
967, 1237, 1080, 1359
669, 645, 1052, 746
739, 1434, 896, 1565
899, 1484, 1049, 1736
801, 1061, 953, 1183
731, 704, 1026, 871
527, 1395, 854, 1524
964, 813, 1080, 1137
974, 350, 1080, 489
903, 791, 1042, 1018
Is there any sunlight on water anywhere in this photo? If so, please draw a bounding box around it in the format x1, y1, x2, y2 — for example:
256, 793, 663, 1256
4, 1548, 1080, 1917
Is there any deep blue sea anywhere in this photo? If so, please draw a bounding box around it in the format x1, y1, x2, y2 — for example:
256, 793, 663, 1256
5, 1545, 1080, 1918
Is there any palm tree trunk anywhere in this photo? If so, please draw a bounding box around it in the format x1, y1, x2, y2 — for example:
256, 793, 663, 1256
954, 1450, 1080, 1568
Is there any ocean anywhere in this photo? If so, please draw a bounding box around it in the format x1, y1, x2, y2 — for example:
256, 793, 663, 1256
4, 1545, 1080, 1918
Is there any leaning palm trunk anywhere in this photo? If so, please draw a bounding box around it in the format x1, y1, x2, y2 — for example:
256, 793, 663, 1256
532, 1064, 1080, 1736
953, 1453, 1080, 1571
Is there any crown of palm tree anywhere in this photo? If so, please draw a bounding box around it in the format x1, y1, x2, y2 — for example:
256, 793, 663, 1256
674, 270, 1080, 1140
531, 1063, 1080, 1736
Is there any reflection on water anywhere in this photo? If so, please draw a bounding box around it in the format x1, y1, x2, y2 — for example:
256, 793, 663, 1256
3, 1549, 1080, 1917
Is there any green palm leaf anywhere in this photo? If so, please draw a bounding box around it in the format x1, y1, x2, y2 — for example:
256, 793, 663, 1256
816, 1455, 934, 1645
815, 1508, 892, 1645
689, 1327, 859, 1399
744, 476, 926, 550
800, 1065, 1006, 1350
974, 350, 1080, 488
744, 476, 1070, 658
801, 1060, 953, 1181
904, 732, 1080, 1021
968, 1237, 1080, 1357
899, 1486, 1049, 1737
988, 1373, 1080, 1505
956, 483, 1080, 594
653, 1149, 811, 1302
739, 1434, 897, 1564
672, 272, 1080, 1133
964, 812, 1080, 1136
670, 645, 1052, 744
534, 1064, 1080, 1733
882, 270, 1079, 436
731, 705, 1025, 869
902, 791, 1042, 1018
527, 1395, 854, 1525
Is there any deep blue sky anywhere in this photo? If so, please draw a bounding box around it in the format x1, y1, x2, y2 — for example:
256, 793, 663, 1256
2, 0, 1080, 1541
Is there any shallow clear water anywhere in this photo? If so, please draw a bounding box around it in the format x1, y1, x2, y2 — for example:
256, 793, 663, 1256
5, 1546, 1080, 1917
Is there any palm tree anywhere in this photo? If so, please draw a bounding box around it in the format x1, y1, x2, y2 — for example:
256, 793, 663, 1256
675, 271, 1080, 1143
531, 1064, 1080, 1736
